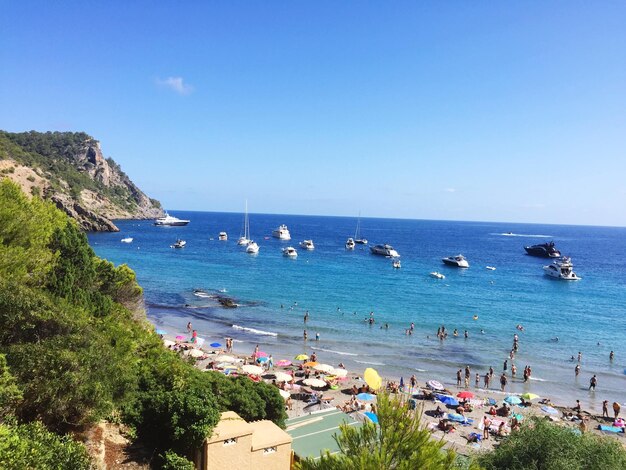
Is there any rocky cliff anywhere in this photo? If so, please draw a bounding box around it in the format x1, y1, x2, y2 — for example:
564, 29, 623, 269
0, 131, 164, 231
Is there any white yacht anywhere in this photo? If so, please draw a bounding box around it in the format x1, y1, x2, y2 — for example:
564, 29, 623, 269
237, 200, 251, 246
430, 272, 445, 279
171, 239, 186, 249
219, 232, 228, 241
121, 237, 133, 243
370, 244, 400, 257
282, 246, 298, 258
154, 213, 190, 226
442, 254, 469, 268
299, 240, 315, 250
345, 238, 356, 250
246, 241, 259, 254
272, 224, 291, 240
392, 259, 401, 269
543, 257, 580, 280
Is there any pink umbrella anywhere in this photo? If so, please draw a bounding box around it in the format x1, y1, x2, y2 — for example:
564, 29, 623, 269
276, 360, 292, 367
254, 351, 268, 358
175, 335, 185, 341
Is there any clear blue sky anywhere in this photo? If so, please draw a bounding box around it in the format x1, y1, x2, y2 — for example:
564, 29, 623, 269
2, 1, 625, 226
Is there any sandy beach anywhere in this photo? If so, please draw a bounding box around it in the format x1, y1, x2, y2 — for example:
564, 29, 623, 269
163, 334, 626, 457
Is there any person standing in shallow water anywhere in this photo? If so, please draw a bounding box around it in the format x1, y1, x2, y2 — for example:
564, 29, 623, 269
589, 374, 597, 391
500, 373, 507, 391
456, 369, 462, 387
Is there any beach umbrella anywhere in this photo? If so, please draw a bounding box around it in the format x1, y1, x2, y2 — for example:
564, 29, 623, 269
541, 405, 559, 415
357, 393, 376, 401
294, 354, 309, 361
447, 413, 468, 423
255, 351, 268, 358
426, 380, 445, 391
504, 396, 522, 405
195, 337, 205, 347
241, 365, 264, 375
156, 329, 167, 335
435, 394, 459, 406
210, 342, 222, 348
331, 368, 348, 378
314, 363, 334, 373
457, 391, 475, 399
364, 368, 383, 390
279, 389, 290, 399
364, 412, 379, 424
175, 335, 185, 341
256, 356, 269, 363
521, 393, 540, 400
303, 378, 327, 388
274, 372, 292, 382
216, 355, 237, 363
276, 360, 292, 367
163, 339, 175, 347
399, 377, 404, 389
187, 349, 204, 358
303, 361, 319, 367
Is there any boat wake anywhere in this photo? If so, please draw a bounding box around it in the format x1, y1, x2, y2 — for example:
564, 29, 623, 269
232, 324, 278, 337
355, 360, 385, 366
310, 347, 358, 357
494, 233, 552, 238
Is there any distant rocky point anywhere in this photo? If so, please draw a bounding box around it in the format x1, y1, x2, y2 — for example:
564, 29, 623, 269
0, 130, 164, 231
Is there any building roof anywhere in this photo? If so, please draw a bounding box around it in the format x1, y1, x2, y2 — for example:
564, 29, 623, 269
285, 408, 362, 460
207, 411, 253, 443
249, 420, 293, 451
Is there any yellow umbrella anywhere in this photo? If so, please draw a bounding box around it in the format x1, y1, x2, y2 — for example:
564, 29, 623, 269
364, 368, 382, 390
294, 354, 309, 361
521, 393, 540, 400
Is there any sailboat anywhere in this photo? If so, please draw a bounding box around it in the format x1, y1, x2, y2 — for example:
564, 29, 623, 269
354, 212, 368, 245
237, 200, 250, 246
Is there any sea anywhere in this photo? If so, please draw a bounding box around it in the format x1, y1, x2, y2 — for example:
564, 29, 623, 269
88, 211, 626, 411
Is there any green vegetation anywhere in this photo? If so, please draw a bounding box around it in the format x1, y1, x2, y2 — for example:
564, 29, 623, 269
0, 179, 286, 467
296, 393, 463, 470
476, 416, 626, 470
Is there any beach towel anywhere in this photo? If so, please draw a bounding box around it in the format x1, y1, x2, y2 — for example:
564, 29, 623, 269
598, 425, 625, 433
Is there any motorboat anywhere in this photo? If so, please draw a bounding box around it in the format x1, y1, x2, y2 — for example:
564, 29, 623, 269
392, 259, 401, 269
299, 240, 315, 250
486, 266, 496, 271
442, 254, 469, 268
219, 232, 228, 241
282, 246, 298, 258
430, 272, 445, 279
543, 257, 580, 280
524, 241, 561, 258
171, 239, 186, 249
246, 241, 259, 254
353, 213, 368, 245
237, 200, 251, 246
154, 213, 190, 226
345, 238, 356, 250
272, 224, 291, 240
370, 244, 400, 257
121, 237, 133, 243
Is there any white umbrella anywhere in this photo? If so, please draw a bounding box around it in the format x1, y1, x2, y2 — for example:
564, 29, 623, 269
303, 378, 327, 388
241, 364, 264, 375
187, 349, 204, 358
331, 368, 348, 378
314, 363, 334, 373
216, 355, 237, 363
163, 339, 175, 347
217, 363, 238, 369
274, 372, 292, 382
279, 389, 290, 399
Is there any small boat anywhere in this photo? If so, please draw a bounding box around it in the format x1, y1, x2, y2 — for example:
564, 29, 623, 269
272, 224, 291, 240
218, 232, 228, 241
370, 244, 400, 257
430, 272, 445, 279
282, 246, 298, 258
524, 241, 561, 258
171, 239, 186, 249
486, 266, 496, 271
442, 254, 469, 268
392, 259, 401, 269
543, 257, 580, 280
121, 237, 133, 243
154, 213, 190, 226
299, 239, 315, 250
246, 241, 259, 254
345, 238, 355, 250
237, 200, 251, 246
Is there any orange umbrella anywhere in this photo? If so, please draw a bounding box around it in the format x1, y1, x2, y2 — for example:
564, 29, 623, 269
303, 361, 319, 367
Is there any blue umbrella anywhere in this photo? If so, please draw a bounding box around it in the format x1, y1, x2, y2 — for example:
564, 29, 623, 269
156, 329, 167, 335
210, 342, 222, 348
357, 393, 376, 401
504, 396, 522, 405
257, 356, 269, 363
364, 412, 379, 424
447, 413, 467, 423
541, 405, 559, 415
435, 394, 459, 406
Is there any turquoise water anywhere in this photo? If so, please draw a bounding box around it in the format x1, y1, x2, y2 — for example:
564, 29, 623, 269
88, 212, 626, 411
